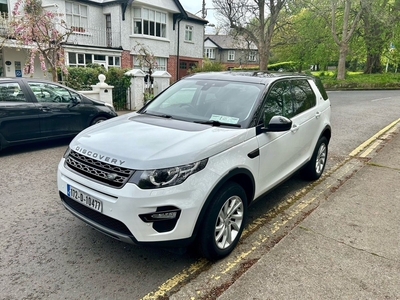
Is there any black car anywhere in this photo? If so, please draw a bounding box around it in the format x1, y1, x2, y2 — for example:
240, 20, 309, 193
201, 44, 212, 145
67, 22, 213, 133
0, 78, 118, 151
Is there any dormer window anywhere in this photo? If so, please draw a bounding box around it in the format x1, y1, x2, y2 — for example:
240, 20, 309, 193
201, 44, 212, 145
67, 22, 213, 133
133, 7, 167, 38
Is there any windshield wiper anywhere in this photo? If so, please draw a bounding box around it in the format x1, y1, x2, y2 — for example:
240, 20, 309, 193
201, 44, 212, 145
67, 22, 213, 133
194, 120, 241, 128
142, 111, 173, 119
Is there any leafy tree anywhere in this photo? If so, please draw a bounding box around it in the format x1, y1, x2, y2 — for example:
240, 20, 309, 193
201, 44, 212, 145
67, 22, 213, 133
8, 0, 72, 82
360, 0, 400, 74
213, 0, 288, 70
272, 7, 336, 72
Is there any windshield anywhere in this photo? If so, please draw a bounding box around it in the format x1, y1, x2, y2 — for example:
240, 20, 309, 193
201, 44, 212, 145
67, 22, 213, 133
140, 79, 263, 128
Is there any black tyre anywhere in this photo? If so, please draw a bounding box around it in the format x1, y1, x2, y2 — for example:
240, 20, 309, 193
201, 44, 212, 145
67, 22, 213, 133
302, 136, 328, 180
198, 182, 247, 260
91, 116, 107, 126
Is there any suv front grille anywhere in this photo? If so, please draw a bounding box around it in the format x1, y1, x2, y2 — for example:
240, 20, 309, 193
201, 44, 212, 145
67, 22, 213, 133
65, 150, 134, 188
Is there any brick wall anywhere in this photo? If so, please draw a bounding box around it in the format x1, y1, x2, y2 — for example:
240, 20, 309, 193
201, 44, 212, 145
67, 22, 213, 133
121, 50, 132, 69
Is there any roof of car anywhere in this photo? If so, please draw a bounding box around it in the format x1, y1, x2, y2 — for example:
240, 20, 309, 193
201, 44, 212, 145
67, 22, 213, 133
183, 71, 315, 85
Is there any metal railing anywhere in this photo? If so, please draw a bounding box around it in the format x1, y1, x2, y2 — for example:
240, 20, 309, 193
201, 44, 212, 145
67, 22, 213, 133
68, 27, 121, 48
0, 12, 121, 49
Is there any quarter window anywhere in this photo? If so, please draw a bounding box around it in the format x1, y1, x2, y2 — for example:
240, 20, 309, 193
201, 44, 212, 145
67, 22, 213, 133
133, 7, 167, 38
66, 2, 88, 32
0, 83, 25, 102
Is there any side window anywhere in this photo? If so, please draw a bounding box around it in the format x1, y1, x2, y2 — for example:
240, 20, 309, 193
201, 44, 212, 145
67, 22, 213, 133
28, 82, 75, 103
262, 80, 292, 124
290, 79, 316, 115
0, 83, 26, 102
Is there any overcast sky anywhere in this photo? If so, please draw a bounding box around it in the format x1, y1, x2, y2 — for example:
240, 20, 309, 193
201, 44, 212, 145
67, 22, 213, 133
179, 0, 218, 33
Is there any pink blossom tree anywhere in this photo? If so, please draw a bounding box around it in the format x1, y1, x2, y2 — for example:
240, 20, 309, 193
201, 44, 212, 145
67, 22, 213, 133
9, 0, 72, 81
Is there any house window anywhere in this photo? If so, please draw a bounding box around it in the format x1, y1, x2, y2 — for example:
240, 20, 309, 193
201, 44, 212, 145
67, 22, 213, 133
68, 52, 120, 69
185, 25, 193, 41
134, 56, 167, 71
66, 2, 88, 32
204, 48, 215, 59
133, 7, 167, 38
228, 50, 235, 61
249, 51, 256, 61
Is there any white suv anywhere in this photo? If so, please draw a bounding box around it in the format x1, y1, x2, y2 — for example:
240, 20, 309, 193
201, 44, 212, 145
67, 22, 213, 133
57, 72, 331, 260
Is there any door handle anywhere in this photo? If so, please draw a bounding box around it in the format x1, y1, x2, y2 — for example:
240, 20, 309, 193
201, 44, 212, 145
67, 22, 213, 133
291, 124, 299, 133
315, 111, 321, 119
40, 106, 51, 112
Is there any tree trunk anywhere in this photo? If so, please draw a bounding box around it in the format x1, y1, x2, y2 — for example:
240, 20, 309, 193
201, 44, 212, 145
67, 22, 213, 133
337, 44, 348, 80
365, 53, 382, 74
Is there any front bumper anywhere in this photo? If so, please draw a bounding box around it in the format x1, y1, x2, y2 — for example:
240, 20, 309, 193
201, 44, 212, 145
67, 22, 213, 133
57, 158, 217, 245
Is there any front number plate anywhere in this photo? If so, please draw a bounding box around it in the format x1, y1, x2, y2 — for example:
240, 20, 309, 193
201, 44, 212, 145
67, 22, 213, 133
67, 184, 103, 212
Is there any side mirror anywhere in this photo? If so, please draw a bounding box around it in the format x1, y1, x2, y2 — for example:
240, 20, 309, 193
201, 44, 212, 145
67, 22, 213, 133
260, 115, 292, 133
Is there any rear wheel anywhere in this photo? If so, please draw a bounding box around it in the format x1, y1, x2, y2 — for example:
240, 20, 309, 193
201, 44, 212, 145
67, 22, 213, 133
302, 136, 328, 180
197, 182, 247, 260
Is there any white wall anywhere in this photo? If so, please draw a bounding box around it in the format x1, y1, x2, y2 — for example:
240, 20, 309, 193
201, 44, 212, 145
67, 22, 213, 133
2, 48, 49, 79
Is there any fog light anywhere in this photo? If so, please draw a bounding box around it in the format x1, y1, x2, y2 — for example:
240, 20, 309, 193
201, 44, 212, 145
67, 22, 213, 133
139, 206, 181, 223
151, 212, 177, 220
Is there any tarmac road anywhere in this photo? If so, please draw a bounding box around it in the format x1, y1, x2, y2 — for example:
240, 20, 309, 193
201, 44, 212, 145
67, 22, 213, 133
0, 90, 399, 299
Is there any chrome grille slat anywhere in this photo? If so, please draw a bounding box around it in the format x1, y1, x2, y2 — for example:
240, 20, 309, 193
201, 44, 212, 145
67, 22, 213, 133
65, 150, 134, 187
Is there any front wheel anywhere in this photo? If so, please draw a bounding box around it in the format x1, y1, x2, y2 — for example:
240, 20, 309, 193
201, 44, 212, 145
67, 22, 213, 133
302, 136, 328, 180
91, 116, 107, 126
197, 182, 247, 260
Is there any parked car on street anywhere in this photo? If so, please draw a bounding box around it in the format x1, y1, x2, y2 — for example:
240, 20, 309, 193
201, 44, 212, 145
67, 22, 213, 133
0, 78, 117, 151
57, 71, 331, 260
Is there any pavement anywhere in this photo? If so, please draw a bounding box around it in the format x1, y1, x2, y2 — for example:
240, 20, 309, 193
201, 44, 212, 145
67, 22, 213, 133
213, 123, 400, 299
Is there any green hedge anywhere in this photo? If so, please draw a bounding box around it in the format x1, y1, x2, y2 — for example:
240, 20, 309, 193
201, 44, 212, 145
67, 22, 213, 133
60, 65, 132, 108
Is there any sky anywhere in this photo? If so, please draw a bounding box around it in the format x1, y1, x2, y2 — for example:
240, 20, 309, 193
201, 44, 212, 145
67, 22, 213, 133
179, 0, 218, 34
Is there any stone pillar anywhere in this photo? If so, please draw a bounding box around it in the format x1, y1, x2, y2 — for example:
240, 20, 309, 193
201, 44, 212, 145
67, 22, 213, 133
125, 69, 146, 110
152, 71, 171, 96
91, 74, 114, 106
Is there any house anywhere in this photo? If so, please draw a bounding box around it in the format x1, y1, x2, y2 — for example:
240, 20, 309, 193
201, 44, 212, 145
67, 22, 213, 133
204, 34, 259, 70
0, 0, 208, 81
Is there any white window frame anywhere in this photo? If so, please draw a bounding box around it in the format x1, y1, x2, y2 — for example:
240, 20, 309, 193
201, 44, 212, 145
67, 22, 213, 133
133, 7, 167, 38
134, 56, 167, 72
66, 2, 88, 32
185, 25, 193, 41
204, 48, 215, 59
249, 51, 257, 62
228, 50, 235, 61
67, 52, 121, 69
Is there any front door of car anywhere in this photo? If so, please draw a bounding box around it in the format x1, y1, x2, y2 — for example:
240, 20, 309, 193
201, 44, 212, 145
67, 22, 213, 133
255, 80, 300, 195
255, 79, 319, 195
0, 81, 41, 142
27, 82, 84, 137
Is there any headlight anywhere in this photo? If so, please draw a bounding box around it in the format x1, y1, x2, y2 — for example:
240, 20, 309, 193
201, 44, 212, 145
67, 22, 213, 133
130, 159, 208, 189
105, 102, 115, 111
63, 146, 71, 158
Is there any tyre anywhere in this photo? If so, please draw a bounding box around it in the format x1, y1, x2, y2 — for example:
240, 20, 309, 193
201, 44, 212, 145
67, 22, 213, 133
197, 182, 247, 260
302, 136, 328, 180
91, 116, 107, 126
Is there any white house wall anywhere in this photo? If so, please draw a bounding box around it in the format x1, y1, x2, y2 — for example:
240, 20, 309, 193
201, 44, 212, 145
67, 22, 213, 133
2, 48, 49, 80
176, 20, 204, 59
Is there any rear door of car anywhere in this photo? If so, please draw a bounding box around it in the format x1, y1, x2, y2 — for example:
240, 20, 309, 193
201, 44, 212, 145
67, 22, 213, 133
26, 81, 86, 137
0, 80, 42, 142
287, 78, 318, 164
